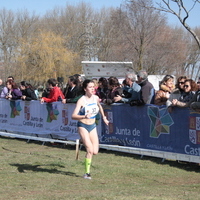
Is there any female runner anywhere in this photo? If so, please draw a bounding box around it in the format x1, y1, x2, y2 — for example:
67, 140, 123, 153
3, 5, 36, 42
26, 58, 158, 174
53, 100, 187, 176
72, 79, 109, 179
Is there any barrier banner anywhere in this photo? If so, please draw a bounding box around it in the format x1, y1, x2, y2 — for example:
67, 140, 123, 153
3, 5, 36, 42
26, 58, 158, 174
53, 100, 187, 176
100, 104, 200, 157
1, 99, 200, 158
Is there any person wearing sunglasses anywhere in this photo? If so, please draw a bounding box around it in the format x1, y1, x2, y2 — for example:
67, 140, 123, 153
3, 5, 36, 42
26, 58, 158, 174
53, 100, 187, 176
171, 79, 198, 107
166, 76, 187, 109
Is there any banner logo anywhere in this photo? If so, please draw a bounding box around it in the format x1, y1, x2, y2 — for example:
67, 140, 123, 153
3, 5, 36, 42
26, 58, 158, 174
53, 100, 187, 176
46, 104, 59, 122
148, 106, 174, 138
103, 106, 113, 134
10, 101, 22, 118
189, 116, 200, 144
24, 105, 30, 120
62, 109, 68, 125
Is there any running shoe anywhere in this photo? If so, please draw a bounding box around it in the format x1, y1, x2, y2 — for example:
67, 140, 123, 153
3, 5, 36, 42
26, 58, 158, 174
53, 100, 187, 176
83, 173, 91, 180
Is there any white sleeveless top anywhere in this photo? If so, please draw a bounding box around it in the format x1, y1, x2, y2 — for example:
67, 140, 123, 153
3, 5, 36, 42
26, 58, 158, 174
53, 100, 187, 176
79, 95, 99, 119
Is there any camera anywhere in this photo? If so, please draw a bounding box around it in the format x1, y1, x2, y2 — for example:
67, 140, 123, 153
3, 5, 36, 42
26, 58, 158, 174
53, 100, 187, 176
129, 99, 145, 106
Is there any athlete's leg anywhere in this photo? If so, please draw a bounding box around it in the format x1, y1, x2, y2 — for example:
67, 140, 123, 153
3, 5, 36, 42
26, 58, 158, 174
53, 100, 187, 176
89, 127, 99, 155
78, 126, 94, 176
85, 127, 99, 175
78, 127, 94, 159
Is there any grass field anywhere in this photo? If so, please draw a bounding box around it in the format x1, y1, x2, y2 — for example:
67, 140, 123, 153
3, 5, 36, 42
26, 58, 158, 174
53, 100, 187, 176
0, 136, 199, 200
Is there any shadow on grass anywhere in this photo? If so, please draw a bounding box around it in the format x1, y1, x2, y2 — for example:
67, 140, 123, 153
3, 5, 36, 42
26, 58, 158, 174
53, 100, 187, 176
0, 136, 75, 150
2, 136, 199, 173
10, 163, 80, 177
99, 149, 200, 173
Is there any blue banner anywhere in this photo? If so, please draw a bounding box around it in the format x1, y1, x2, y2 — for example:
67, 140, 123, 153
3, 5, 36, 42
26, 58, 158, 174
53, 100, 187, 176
100, 104, 200, 157
0, 98, 199, 159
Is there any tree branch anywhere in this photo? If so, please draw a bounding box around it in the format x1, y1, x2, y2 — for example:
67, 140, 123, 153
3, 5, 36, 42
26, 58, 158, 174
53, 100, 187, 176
136, 0, 200, 50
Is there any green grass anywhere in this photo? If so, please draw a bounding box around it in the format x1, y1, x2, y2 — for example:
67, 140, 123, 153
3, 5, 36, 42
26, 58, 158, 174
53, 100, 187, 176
0, 136, 199, 200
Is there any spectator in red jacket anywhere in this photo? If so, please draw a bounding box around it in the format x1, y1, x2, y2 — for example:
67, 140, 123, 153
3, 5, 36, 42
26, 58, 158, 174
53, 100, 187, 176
40, 78, 65, 103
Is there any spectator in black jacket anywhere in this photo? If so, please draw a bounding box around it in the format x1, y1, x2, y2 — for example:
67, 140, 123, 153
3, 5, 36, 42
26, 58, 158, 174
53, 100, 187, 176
20, 81, 38, 101
190, 78, 200, 110
62, 75, 82, 103
96, 77, 109, 102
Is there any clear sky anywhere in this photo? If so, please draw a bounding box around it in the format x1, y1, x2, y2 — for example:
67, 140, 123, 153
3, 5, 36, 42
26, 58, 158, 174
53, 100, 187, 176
0, 0, 199, 28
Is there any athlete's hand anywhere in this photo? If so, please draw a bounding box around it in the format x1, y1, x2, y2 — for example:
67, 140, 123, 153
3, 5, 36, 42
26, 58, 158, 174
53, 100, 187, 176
85, 113, 92, 119
103, 116, 109, 126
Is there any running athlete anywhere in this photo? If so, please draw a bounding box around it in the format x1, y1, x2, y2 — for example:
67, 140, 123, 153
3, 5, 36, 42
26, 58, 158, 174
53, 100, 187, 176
72, 79, 109, 179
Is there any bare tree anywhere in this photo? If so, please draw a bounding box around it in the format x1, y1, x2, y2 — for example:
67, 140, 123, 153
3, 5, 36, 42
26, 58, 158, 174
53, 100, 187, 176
122, 0, 166, 70
0, 9, 16, 80
184, 28, 200, 79
1, 2, 196, 82
41, 2, 100, 61
106, 0, 188, 75
94, 7, 118, 61
135, 0, 200, 50
151, 0, 200, 79
127, 0, 200, 79
14, 10, 39, 40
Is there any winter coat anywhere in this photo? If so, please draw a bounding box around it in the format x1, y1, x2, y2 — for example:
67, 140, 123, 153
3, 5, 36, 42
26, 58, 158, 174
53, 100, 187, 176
190, 90, 200, 109
138, 79, 154, 104
154, 84, 175, 106
21, 88, 38, 101
42, 86, 65, 103
9, 88, 22, 100
121, 82, 141, 103
103, 86, 123, 105
176, 90, 198, 108
65, 86, 83, 103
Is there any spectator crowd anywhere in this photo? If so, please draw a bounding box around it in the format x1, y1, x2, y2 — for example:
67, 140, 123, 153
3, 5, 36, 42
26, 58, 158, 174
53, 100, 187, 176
0, 71, 200, 111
